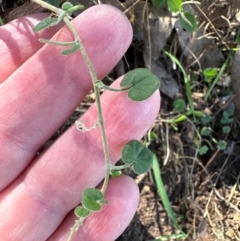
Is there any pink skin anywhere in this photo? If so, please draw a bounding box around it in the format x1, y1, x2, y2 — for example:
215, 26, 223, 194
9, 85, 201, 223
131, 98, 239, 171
0, 4, 160, 241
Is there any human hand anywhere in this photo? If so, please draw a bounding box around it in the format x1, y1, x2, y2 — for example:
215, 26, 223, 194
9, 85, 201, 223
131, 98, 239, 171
0, 4, 160, 241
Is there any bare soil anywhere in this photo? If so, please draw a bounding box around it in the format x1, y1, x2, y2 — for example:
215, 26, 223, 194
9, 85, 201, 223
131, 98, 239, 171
2, 1, 240, 240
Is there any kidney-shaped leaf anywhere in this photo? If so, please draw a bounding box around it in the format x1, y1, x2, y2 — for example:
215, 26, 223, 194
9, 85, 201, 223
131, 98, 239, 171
120, 68, 160, 101
74, 206, 90, 218
82, 197, 102, 211
83, 188, 103, 201
122, 140, 153, 174
82, 188, 104, 212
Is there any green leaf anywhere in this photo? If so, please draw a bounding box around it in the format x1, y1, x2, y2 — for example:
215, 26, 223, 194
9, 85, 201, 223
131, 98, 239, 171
220, 115, 233, 125
120, 68, 160, 101
179, 12, 198, 32
82, 197, 102, 211
33, 17, 59, 32
83, 188, 103, 201
111, 170, 122, 177
122, 140, 153, 174
223, 108, 234, 118
172, 115, 187, 123
223, 126, 231, 134
201, 114, 212, 125
198, 145, 208, 155
152, 0, 165, 8
203, 68, 217, 83
74, 206, 90, 218
82, 188, 105, 212
192, 111, 205, 118
200, 127, 211, 137
165, 51, 195, 118
43, 0, 59, 7
152, 154, 179, 228
167, 0, 182, 12
61, 1, 73, 10
217, 140, 227, 150
150, 131, 158, 141
171, 123, 178, 131
61, 43, 80, 55
173, 99, 186, 112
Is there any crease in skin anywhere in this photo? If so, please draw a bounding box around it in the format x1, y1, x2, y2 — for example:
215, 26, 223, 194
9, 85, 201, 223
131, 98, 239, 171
22, 131, 106, 209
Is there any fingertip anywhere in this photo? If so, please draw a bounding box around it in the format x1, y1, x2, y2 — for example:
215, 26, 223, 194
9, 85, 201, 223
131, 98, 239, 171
70, 4, 133, 76
47, 175, 139, 241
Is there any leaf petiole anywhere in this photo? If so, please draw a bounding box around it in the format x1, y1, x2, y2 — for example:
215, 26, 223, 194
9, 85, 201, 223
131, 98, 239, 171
39, 38, 76, 46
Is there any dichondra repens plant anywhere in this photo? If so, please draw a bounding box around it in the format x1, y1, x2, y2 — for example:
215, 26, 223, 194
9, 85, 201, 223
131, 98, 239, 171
31, 0, 160, 240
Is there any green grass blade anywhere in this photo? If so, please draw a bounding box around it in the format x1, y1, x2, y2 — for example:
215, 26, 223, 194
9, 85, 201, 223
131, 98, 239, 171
152, 154, 187, 240
164, 51, 195, 119
204, 53, 231, 101
152, 154, 178, 227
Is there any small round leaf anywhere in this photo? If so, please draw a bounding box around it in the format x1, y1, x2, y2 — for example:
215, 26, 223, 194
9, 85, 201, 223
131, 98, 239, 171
120, 68, 160, 101
223, 126, 231, 134
74, 206, 90, 218
198, 145, 209, 155
122, 140, 153, 174
179, 12, 198, 33
201, 114, 212, 125
82, 188, 105, 211
83, 188, 103, 201
173, 99, 186, 112
217, 140, 227, 150
82, 197, 102, 212
61, 2, 73, 10
200, 127, 211, 137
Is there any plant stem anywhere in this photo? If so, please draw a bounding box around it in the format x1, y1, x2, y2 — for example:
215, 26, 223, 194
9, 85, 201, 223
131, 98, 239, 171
102, 84, 132, 92
66, 218, 84, 241
63, 16, 111, 194
31, 0, 62, 14
110, 163, 131, 171
31, 0, 113, 239
39, 39, 76, 46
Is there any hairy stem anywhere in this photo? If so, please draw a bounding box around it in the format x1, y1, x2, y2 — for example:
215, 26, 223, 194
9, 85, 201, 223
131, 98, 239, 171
66, 218, 84, 241
102, 84, 132, 92
62, 16, 111, 193
31, 0, 62, 14
31, 0, 112, 239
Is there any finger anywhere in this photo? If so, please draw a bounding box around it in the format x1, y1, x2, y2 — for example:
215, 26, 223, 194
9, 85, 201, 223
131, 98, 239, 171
47, 176, 139, 241
0, 13, 63, 83
0, 77, 160, 241
0, 4, 133, 190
